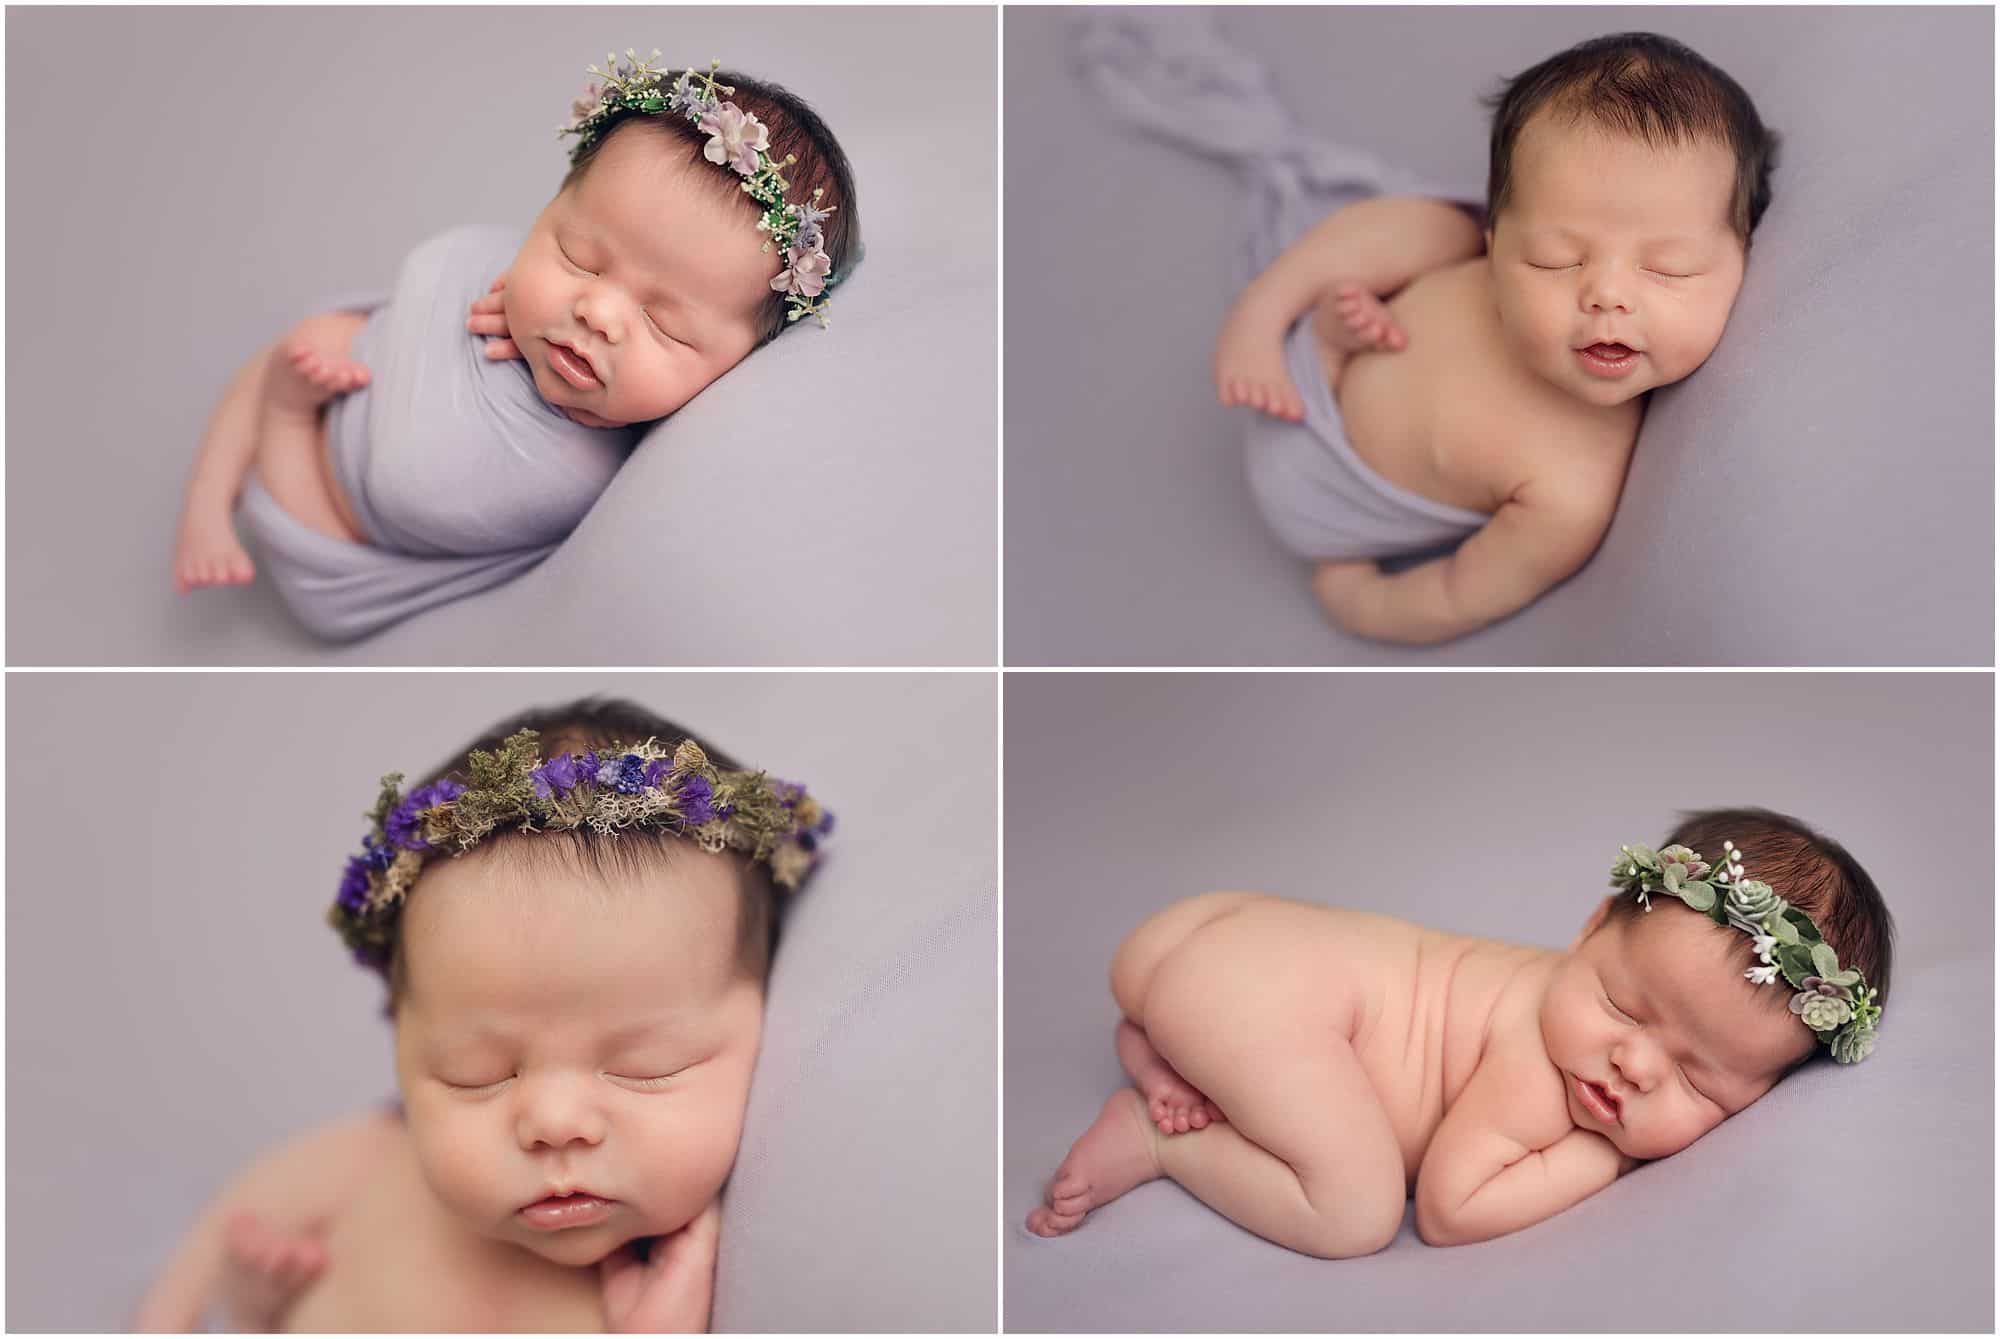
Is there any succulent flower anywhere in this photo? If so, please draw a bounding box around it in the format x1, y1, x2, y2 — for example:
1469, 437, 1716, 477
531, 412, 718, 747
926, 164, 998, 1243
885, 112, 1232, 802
1726, 878, 1782, 919
699, 102, 769, 175
1832, 1023, 1875, 1065
1657, 845, 1711, 879
1792, 990, 1855, 1032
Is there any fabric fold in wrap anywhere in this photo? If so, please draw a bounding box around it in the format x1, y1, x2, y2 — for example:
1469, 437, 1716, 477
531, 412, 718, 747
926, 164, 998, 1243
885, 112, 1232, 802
1074, 10, 1492, 561
238, 224, 641, 641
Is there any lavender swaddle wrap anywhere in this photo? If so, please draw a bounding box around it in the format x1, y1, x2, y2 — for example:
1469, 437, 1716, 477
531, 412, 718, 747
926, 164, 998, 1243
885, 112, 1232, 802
1075, 11, 1492, 561
237, 224, 640, 641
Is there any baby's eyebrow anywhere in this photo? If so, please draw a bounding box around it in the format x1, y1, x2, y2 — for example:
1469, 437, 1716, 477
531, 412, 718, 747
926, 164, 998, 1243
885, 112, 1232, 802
1547, 225, 1713, 251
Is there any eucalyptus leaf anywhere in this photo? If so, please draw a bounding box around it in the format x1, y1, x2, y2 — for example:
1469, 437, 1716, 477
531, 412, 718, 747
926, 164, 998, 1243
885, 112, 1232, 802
1680, 882, 1717, 912
1810, 942, 1841, 978
1663, 865, 1684, 892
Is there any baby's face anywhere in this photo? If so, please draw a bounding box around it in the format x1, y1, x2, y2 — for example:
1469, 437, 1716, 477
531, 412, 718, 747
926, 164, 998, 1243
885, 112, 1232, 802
506, 126, 779, 429
1485, 108, 1747, 408
392, 843, 763, 1268
1540, 899, 1813, 1162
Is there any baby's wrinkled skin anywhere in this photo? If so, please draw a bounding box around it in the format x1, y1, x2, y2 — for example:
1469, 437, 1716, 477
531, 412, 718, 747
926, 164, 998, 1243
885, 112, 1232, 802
1214, 103, 1749, 643
278, 843, 762, 1330
1027, 890, 1812, 1254
173, 121, 776, 591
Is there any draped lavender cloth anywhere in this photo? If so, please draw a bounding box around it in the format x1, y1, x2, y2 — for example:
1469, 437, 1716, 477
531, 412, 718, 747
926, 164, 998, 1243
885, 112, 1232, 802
237, 224, 640, 641
1074, 10, 1492, 561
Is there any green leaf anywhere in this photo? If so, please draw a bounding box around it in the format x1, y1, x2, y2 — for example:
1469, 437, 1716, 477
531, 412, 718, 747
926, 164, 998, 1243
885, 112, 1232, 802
1827, 968, 1861, 988
1680, 881, 1717, 912
1770, 916, 1802, 946
1810, 943, 1841, 978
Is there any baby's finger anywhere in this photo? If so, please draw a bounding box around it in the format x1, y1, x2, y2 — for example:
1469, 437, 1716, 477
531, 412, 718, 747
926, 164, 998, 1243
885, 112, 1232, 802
483, 337, 522, 362
466, 311, 509, 336
488, 274, 508, 294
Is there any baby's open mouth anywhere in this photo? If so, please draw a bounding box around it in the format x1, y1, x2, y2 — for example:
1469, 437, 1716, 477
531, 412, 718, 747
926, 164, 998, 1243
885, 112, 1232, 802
1581, 342, 1635, 357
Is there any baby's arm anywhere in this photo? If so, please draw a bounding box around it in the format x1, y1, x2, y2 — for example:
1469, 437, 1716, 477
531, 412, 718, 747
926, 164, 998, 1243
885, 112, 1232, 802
1312, 476, 1617, 645
1215, 195, 1483, 420
1414, 1040, 1633, 1247
131, 1109, 395, 1331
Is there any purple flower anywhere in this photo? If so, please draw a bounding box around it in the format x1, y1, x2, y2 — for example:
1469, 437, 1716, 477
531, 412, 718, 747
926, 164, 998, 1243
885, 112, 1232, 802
337, 855, 373, 913
678, 774, 717, 825
815, 809, 835, 836
642, 758, 670, 789
771, 779, 803, 808
383, 779, 466, 850
599, 753, 647, 795
533, 752, 586, 798
698, 101, 769, 175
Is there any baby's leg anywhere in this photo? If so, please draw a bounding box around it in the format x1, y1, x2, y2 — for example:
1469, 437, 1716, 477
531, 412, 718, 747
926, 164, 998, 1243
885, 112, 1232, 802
174, 341, 276, 592
251, 311, 372, 544
1125, 895, 1407, 1257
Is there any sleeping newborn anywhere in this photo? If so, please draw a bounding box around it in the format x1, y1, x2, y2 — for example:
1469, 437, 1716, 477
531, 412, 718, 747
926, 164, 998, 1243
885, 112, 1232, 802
1207, 31, 1777, 644
132, 698, 833, 1331
1026, 809, 1890, 1254
171, 53, 859, 641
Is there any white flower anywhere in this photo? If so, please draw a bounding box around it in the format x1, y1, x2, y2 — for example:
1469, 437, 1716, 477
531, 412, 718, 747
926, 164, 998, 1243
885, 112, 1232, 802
698, 101, 768, 176
1745, 963, 1780, 985
1751, 933, 1777, 960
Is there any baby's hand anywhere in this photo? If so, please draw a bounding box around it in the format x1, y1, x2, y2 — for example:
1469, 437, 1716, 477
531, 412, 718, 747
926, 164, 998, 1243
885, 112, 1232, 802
1215, 294, 1305, 422
599, 1198, 720, 1333
466, 274, 523, 363
220, 1209, 327, 1331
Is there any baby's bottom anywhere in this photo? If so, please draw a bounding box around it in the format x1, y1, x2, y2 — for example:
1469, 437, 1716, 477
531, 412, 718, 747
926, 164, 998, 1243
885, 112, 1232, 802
250, 311, 371, 544
1027, 892, 1406, 1258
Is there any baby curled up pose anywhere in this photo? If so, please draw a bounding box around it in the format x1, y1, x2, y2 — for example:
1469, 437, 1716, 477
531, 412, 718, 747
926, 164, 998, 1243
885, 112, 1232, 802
1028, 809, 1890, 1255
1210, 32, 1776, 644
172, 51, 859, 641
133, 697, 834, 1331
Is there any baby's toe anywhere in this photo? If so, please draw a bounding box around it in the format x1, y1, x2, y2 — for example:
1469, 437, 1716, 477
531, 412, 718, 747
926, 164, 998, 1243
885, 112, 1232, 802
1189, 1107, 1210, 1130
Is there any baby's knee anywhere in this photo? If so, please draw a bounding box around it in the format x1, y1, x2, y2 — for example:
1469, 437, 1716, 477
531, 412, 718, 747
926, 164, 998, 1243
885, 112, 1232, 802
1297, 1196, 1406, 1260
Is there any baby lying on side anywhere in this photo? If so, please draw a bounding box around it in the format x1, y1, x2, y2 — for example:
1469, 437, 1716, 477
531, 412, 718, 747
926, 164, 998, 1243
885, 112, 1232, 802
1212, 32, 1776, 644
133, 697, 833, 1330
1028, 809, 1890, 1254
172, 52, 858, 641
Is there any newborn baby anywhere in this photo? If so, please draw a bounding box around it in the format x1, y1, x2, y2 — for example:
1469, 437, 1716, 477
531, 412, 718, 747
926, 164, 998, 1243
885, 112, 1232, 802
132, 698, 833, 1330
171, 52, 859, 641
1209, 32, 1776, 644
1027, 809, 1890, 1254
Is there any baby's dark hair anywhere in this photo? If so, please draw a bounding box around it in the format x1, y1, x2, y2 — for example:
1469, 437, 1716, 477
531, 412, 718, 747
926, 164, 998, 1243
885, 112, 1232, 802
1604, 807, 1895, 1068
383, 696, 784, 1016
559, 66, 860, 343
1480, 32, 1779, 252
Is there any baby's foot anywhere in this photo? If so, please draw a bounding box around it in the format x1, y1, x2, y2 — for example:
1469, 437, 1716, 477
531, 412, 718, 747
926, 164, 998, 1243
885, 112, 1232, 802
173, 506, 255, 593
1025, 1089, 1162, 1238
221, 1209, 327, 1330
1116, 1019, 1226, 1135
1314, 282, 1407, 354
1215, 297, 1305, 422
267, 311, 371, 416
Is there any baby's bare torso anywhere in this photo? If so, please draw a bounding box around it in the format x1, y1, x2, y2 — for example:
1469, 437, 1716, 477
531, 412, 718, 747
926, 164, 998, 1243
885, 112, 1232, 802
280, 1113, 605, 1333
1327, 257, 1641, 515
1174, 898, 1567, 1192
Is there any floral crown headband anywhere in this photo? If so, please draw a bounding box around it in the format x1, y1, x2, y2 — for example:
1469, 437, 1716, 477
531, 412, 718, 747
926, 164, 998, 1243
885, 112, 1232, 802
1611, 841, 1881, 1064
558, 49, 838, 328
329, 729, 833, 972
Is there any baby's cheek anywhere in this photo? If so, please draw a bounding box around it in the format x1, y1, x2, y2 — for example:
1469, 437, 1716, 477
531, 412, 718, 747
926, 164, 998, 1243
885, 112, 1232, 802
414, 1111, 503, 1218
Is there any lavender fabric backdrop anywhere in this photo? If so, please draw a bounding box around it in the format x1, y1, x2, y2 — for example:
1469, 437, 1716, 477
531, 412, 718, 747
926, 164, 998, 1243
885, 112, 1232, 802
6, 6, 996, 665
6, 673, 996, 1332
1005, 672, 1991, 1331
1004, 6, 1993, 665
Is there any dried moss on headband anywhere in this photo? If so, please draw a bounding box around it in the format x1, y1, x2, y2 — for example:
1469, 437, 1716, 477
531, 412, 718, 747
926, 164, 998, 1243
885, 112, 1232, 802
328, 727, 833, 980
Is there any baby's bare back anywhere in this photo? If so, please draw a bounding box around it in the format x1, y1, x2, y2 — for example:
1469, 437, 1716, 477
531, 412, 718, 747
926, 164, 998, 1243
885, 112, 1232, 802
1138, 897, 1557, 1190
280, 1117, 605, 1332
1331, 258, 1640, 516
